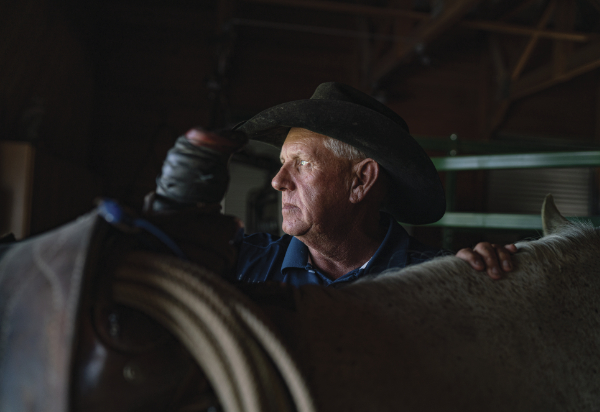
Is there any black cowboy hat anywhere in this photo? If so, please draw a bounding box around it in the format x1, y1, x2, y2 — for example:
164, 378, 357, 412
234, 82, 445, 225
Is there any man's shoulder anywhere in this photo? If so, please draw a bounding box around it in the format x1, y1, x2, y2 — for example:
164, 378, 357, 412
240, 231, 293, 249
236, 232, 296, 283
382, 218, 448, 264
406, 236, 450, 264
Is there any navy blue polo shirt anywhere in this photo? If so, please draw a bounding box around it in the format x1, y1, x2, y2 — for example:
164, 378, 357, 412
236, 214, 445, 287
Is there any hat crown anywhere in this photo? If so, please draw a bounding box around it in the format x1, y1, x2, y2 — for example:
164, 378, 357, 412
310, 82, 409, 133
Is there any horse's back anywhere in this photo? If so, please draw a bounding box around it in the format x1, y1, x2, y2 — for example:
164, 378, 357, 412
269, 246, 600, 411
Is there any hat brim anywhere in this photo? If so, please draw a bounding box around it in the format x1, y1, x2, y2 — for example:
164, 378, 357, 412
236, 99, 445, 225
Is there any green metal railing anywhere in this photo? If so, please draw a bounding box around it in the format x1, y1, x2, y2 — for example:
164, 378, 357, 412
431, 151, 600, 171
428, 212, 600, 230
414, 134, 600, 154
417, 136, 600, 235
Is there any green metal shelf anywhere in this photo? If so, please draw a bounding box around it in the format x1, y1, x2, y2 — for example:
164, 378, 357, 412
414, 135, 600, 154
425, 212, 600, 230
431, 151, 600, 171
413, 135, 600, 236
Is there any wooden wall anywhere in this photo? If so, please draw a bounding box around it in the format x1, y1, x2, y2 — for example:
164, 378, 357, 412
88, 3, 219, 208
0, 0, 98, 236
2, 0, 599, 247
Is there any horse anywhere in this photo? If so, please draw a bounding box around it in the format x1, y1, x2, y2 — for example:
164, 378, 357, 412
1, 195, 599, 411
260, 194, 600, 411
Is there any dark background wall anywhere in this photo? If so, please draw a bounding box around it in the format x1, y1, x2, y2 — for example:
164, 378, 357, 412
2, 0, 599, 248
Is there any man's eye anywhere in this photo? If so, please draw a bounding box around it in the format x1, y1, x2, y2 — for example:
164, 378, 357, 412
300, 160, 308, 166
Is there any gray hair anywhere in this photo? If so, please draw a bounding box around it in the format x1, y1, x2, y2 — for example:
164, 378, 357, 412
322, 135, 388, 205
322, 136, 367, 161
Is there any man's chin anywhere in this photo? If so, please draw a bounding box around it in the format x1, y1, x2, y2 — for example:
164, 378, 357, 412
282, 221, 309, 237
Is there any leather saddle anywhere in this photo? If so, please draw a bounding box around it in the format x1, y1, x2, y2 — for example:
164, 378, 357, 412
0, 211, 214, 411
0, 208, 312, 412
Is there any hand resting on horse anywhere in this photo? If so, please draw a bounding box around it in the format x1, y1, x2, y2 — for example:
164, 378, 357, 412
456, 242, 518, 279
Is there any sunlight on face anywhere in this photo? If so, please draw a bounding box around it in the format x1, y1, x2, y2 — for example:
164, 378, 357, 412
271, 128, 355, 238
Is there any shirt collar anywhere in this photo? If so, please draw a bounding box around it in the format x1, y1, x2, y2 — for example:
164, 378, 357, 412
280, 213, 410, 274
361, 214, 411, 274
281, 236, 310, 270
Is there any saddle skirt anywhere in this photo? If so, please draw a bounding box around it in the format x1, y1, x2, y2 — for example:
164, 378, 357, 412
0, 212, 102, 412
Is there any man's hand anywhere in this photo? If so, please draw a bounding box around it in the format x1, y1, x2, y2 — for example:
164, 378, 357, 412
456, 243, 518, 280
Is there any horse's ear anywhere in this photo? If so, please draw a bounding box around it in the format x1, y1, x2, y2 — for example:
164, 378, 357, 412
542, 194, 571, 236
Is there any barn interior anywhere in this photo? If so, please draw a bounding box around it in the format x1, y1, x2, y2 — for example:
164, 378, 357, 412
2, 0, 600, 251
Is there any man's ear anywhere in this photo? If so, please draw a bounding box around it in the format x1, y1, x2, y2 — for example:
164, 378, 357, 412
349, 159, 380, 204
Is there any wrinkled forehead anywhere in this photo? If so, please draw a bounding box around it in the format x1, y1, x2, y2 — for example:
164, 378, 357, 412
280, 127, 329, 155
284, 127, 330, 145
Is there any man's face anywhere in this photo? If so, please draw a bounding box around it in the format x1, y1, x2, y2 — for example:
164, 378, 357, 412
271, 128, 355, 238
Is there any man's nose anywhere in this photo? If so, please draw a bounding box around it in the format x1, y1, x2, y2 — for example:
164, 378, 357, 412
272, 166, 292, 192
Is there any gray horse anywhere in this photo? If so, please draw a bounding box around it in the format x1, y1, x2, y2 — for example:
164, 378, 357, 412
262, 194, 600, 411
1, 195, 599, 411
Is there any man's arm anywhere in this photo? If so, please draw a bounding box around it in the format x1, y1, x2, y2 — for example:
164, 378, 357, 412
141, 127, 248, 276
456, 243, 518, 279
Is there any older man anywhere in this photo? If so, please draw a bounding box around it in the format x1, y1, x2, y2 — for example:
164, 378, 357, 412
150, 82, 515, 286
231, 126, 445, 286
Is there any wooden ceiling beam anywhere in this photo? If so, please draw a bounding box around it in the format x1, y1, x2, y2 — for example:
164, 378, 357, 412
242, 0, 426, 20
553, 0, 576, 78
490, 1, 556, 132
98, 3, 215, 31
498, 0, 538, 22
511, 0, 556, 81
510, 39, 600, 100
370, 0, 413, 59
217, 0, 236, 32
586, 0, 600, 14
488, 34, 510, 132
371, 0, 483, 83
459, 20, 589, 42
241, 0, 591, 42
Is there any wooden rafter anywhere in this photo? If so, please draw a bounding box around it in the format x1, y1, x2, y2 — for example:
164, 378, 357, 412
239, 1, 600, 119
371, 0, 483, 83
511, 0, 556, 81
498, 0, 538, 22
489, 34, 508, 88
371, 0, 413, 61
241, 0, 592, 42
553, 0, 576, 78
509, 39, 600, 100
453, 20, 588, 42
587, 0, 600, 14
488, 34, 510, 131
356, 13, 371, 91
490, 1, 556, 131
242, 0, 426, 20
217, 0, 235, 32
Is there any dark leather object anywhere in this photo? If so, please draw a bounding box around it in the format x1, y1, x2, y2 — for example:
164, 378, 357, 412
71, 302, 214, 412
154, 128, 247, 208
0, 209, 235, 411
0, 232, 16, 243
0, 213, 102, 412
142, 205, 243, 279
70, 223, 216, 412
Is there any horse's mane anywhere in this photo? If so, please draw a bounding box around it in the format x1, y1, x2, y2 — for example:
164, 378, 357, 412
516, 221, 600, 267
